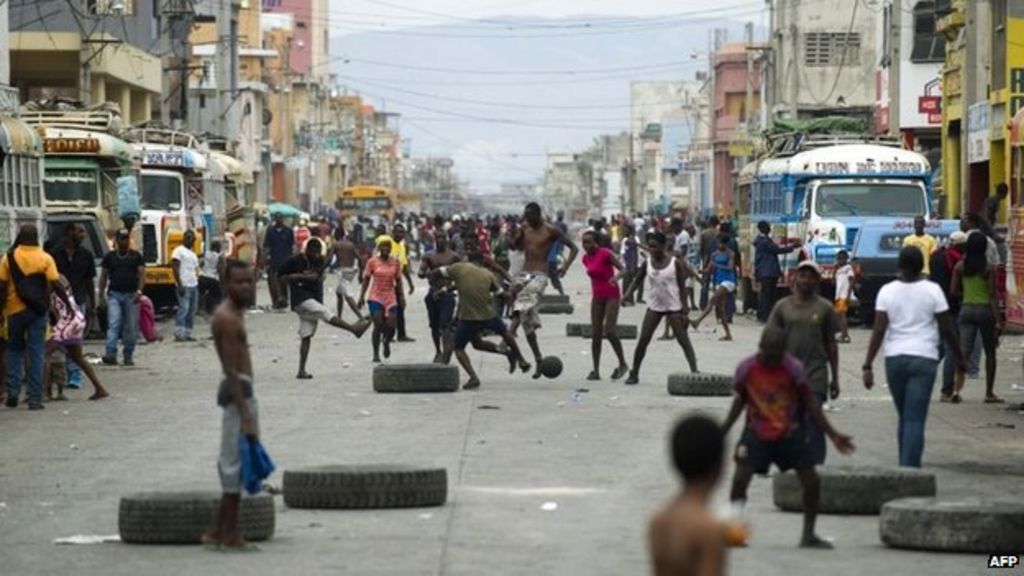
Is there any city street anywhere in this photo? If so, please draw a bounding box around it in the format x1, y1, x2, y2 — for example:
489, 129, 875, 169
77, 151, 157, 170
1, 273, 1021, 576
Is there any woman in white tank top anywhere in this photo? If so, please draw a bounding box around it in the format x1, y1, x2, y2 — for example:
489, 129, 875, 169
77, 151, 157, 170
622, 231, 701, 384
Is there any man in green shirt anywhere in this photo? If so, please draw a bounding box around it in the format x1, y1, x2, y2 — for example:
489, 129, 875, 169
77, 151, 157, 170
434, 249, 530, 390
767, 261, 840, 465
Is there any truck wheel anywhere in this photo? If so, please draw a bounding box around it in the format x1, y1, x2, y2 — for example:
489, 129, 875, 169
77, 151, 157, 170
283, 465, 448, 509
880, 498, 1024, 552
580, 324, 638, 340
372, 364, 459, 393
119, 491, 275, 544
667, 373, 733, 396
773, 466, 936, 514
539, 294, 571, 305
537, 303, 574, 315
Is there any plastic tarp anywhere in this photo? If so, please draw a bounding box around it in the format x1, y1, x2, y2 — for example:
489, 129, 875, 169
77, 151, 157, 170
767, 117, 870, 135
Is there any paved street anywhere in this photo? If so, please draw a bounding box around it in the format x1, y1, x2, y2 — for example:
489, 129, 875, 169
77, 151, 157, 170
1, 273, 1022, 576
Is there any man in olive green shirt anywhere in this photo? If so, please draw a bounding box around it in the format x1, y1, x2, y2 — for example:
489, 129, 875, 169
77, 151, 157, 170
767, 261, 840, 465
435, 251, 530, 390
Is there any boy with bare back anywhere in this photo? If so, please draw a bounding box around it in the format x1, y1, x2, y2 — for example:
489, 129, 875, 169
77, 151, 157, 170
419, 233, 463, 363
332, 227, 364, 322
649, 414, 727, 576
511, 202, 579, 378
203, 260, 259, 551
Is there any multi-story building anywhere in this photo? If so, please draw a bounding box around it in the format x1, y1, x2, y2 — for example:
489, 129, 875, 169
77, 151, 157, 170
712, 43, 761, 215
874, 0, 946, 159
542, 150, 583, 217
764, 0, 877, 122
629, 81, 698, 213
939, 0, 1024, 219
8, 0, 163, 123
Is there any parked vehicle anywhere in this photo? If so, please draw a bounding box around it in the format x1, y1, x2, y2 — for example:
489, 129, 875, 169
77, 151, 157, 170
0, 114, 46, 251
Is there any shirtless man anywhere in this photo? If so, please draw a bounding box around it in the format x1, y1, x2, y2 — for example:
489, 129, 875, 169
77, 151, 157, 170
332, 227, 364, 321
648, 414, 727, 576
418, 233, 463, 363
203, 260, 259, 551
511, 202, 579, 378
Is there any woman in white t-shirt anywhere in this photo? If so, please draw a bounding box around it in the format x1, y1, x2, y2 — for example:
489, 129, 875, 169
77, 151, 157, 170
861, 247, 966, 468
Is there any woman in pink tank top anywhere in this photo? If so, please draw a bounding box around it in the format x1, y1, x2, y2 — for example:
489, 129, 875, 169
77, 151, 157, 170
622, 231, 701, 385
581, 231, 628, 380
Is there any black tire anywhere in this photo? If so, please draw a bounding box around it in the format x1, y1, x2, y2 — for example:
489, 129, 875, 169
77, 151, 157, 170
283, 465, 448, 509
566, 323, 585, 337
773, 466, 936, 515
880, 498, 1024, 552
539, 294, 570, 305
667, 373, 733, 396
537, 303, 574, 315
372, 364, 459, 393
119, 491, 275, 545
580, 324, 638, 340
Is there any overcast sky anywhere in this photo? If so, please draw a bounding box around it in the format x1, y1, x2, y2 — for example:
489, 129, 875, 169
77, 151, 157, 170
328, 0, 765, 192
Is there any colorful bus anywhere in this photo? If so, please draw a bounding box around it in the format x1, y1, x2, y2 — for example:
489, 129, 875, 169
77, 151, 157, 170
20, 107, 138, 244
338, 185, 396, 221
0, 115, 45, 251
737, 143, 933, 298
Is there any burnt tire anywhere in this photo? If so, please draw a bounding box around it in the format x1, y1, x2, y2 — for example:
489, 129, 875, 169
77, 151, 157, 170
667, 373, 733, 396
537, 302, 574, 315
372, 364, 459, 393
773, 466, 936, 515
283, 465, 448, 509
539, 294, 570, 305
880, 498, 1024, 552
580, 324, 638, 340
566, 323, 585, 337
118, 491, 275, 545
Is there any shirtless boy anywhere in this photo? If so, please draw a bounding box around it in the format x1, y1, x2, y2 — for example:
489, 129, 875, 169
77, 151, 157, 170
511, 202, 578, 378
419, 233, 462, 362
203, 260, 259, 551
649, 414, 727, 576
332, 227, 364, 321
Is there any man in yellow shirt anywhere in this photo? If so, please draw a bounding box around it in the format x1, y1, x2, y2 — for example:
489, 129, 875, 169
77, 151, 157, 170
0, 224, 63, 410
902, 215, 938, 275
375, 223, 415, 341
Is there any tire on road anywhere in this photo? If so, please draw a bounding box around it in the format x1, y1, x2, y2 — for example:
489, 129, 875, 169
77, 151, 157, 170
566, 323, 585, 337
283, 465, 448, 509
539, 294, 570, 305
667, 373, 733, 396
373, 364, 459, 393
119, 491, 275, 544
580, 324, 638, 340
537, 303, 574, 315
880, 498, 1024, 552
773, 466, 936, 514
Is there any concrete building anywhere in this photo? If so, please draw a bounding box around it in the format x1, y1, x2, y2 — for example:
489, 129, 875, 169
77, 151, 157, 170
712, 43, 761, 215
8, 0, 163, 123
542, 150, 583, 216
764, 0, 877, 122
629, 81, 699, 213
939, 0, 1024, 219
874, 0, 945, 158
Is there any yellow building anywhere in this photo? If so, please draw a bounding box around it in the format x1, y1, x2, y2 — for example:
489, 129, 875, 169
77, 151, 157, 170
940, 0, 1024, 221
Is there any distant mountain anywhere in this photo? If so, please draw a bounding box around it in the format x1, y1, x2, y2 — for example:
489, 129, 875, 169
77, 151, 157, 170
330, 16, 754, 192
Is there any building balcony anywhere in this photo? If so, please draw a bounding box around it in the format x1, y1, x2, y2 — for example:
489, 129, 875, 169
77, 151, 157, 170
937, 0, 966, 36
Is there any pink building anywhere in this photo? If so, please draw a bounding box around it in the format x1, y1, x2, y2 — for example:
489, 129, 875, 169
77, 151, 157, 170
262, 0, 313, 76
712, 43, 760, 215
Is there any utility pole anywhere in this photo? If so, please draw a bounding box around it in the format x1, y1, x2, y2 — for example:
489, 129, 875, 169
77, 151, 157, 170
215, 0, 239, 143
160, 0, 195, 127
745, 21, 755, 133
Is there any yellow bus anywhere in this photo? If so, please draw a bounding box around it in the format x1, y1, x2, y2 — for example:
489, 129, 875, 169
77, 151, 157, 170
338, 185, 396, 221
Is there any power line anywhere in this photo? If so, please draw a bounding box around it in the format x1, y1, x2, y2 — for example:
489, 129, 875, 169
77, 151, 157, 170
404, 119, 541, 176
333, 56, 698, 76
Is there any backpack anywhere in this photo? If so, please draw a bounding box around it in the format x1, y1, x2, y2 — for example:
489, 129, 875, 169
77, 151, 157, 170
6, 249, 50, 316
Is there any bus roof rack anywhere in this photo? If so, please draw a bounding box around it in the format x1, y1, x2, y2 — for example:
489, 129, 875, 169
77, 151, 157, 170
124, 122, 202, 150
20, 99, 124, 134
765, 132, 904, 157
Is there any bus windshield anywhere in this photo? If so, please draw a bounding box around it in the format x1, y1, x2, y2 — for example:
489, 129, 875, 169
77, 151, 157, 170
44, 170, 98, 204
141, 174, 184, 211
340, 197, 393, 212
815, 183, 926, 218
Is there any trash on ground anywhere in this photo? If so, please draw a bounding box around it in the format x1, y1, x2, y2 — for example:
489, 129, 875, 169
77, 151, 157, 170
574, 388, 589, 393
972, 422, 1016, 429
478, 405, 501, 410
342, 362, 353, 369
53, 535, 121, 545
358, 410, 372, 417
418, 513, 433, 520
540, 502, 558, 511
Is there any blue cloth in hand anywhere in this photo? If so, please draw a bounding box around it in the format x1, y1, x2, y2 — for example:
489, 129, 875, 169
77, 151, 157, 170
238, 434, 276, 494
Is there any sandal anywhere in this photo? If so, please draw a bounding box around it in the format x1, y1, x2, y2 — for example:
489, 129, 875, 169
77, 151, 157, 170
951, 394, 962, 404
985, 395, 1006, 404
611, 366, 628, 380
838, 335, 851, 344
